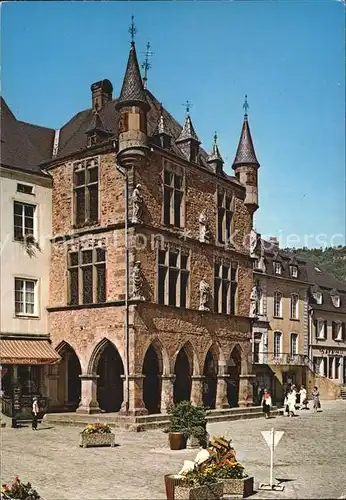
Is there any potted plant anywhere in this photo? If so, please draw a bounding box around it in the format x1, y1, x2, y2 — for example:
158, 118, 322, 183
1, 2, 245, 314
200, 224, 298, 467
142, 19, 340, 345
1, 476, 40, 499
167, 401, 207, 450
79, 422, 115, 448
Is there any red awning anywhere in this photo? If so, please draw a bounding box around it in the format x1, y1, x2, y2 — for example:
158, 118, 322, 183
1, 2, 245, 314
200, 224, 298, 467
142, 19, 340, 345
0, 339, 61, 365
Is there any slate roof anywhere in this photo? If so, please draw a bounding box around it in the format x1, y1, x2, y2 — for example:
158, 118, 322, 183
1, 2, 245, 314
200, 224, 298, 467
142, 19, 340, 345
176, 113, 200, 143
305, 259, 346, 314
258, 240, 309, 282
0, 97, 55, 175
232, 114, 259, 168
116, 42, 148, 109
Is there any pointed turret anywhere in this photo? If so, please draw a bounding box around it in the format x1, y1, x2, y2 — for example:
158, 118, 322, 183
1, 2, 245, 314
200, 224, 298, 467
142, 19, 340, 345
115, 36, 149, 167
153, 103, 171, 149
232, 96, 260, 215
85, 110, 112, 147
207, 132, 224, 174
176, 103, 200, 162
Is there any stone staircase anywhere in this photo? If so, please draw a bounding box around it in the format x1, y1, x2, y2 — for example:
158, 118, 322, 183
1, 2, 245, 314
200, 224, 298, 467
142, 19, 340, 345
43, 405, 281, 431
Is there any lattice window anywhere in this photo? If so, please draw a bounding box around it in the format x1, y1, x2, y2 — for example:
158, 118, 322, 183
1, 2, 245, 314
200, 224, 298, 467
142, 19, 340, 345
73, 157, 99, 226
68, 247, 106, 305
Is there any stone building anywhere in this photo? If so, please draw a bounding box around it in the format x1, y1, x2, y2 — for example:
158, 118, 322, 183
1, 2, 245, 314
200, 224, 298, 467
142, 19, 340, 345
307, 262, 346, 398
43, 38, 261, 415
0, 98, 60, 418
250, 235, 310, 403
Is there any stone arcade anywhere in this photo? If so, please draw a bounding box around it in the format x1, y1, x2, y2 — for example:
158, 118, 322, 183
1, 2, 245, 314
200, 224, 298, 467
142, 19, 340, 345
44, 34, 262, 416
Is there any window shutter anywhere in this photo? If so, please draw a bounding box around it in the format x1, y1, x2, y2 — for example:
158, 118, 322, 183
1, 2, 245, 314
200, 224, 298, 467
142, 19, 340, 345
324, 320, 328, 338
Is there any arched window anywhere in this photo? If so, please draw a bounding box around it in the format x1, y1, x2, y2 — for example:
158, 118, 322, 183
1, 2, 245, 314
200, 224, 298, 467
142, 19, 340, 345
273, 331, 282, 357
273, 291, 282, 318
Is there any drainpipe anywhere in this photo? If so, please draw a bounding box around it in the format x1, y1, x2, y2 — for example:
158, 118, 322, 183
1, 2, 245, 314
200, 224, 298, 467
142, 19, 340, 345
115, 159, 130, 414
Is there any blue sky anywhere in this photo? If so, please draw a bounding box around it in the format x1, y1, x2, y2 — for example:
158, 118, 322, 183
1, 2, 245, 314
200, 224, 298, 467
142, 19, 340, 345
2, 1, 345, 248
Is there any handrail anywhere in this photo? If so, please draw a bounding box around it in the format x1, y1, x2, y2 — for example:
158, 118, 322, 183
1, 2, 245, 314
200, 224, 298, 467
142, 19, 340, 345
253, 352, 315, 371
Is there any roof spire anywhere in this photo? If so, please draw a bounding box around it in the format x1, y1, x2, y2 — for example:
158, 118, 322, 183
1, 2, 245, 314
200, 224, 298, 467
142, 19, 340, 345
232, 96, 259, 168
115, 19, 149, 111
243, 94, 249, 118
141, 42, 154, 89
207, 131, 223, 172
128, 15, 137, 44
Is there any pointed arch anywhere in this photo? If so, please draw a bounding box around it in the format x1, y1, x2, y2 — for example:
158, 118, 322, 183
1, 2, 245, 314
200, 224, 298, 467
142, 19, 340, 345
87, 338, 124, 375
227, 344, 242, 408
55, 341, 81, 411
173, 340, 199, 376
202, 344, 219, 409
142, 339, 165, 414
141, 337, 170, 376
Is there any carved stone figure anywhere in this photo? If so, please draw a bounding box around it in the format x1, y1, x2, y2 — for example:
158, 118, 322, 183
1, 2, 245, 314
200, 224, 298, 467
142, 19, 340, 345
199, 278, 210, 311
249, 229, 258, 256
132, 261, 144, 300
132, 184, 143, 223
250, 284, 259, 317
199, 209, 211, 243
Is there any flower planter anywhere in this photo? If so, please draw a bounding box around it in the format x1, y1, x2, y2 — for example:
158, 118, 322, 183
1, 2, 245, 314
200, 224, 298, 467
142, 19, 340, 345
222, 477, 254, 498
175, 482, 223, 500
164, 474, 184, 500
169, 432, 187, 450
79, 432, 115, 448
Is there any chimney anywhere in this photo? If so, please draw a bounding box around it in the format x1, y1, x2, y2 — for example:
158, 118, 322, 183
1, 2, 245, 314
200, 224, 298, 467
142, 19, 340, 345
90, 79, 113, 112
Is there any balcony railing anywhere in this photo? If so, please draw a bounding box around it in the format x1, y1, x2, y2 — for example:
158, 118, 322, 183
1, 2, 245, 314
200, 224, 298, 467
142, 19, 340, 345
254, 352, 313, 369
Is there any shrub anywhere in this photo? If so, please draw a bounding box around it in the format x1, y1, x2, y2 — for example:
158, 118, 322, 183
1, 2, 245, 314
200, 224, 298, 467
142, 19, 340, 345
167, 401, 207, 439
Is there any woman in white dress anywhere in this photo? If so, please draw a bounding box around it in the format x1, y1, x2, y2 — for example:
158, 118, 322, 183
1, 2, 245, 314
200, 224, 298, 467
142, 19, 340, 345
287, 390, 296, 417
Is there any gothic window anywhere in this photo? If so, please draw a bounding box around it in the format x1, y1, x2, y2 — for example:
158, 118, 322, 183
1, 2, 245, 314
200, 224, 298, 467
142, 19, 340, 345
290, 293, 299, 319
273, 291, 283, 318
217, 189, 233, 245
13, 201, 35, 241
213, 262, 237, 314
163, 163, 184, 227
73, 157, 99, 227
68, 247, 106, 305
157, 247, 189, 307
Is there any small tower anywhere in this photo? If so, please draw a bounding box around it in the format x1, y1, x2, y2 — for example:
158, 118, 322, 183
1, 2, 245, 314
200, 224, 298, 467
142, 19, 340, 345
232, 95, 260, 215
115, 18, 149, 168
207, 132, 224, 174
176, 102, 200, 163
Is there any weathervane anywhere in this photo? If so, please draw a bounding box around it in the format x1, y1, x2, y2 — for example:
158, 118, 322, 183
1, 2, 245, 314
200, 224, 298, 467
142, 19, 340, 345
243, 94, 249, 116
182, 100, 192, 114
141, 42, 154, 89
129, 15, 137, 43
213, 131, 218, 145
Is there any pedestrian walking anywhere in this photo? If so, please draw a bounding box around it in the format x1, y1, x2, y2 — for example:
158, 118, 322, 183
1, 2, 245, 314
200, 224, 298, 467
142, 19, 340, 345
287, 389, 296, 417
312, 386, 321, 413
32, 397, 39, 430
261, 389, 272, 419
299, 385, 308, 409
291, 384, 297, 407
283, 391, 290, 416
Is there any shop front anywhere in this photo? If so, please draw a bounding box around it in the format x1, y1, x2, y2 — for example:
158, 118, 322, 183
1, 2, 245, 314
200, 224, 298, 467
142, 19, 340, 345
0, 338, 60, 420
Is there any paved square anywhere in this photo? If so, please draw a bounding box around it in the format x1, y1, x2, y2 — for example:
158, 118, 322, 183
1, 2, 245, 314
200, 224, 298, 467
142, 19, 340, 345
1, 401, 346, 499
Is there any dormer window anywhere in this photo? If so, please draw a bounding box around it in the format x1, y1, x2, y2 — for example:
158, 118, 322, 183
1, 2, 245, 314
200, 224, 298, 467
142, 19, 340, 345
330, 289, 340, 308
315, 292, 323, 305
274, 262, 282, 275
290, 265, 298, 278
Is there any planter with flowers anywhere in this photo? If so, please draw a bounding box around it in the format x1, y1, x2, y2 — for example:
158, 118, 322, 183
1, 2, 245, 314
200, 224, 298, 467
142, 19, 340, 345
169, 436, 253, 500
79, 423, 115, 448
1, 476, 40, 499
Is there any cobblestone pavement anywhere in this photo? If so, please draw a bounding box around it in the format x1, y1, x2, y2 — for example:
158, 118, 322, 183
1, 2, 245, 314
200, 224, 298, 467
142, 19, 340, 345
1, 400, 345, 499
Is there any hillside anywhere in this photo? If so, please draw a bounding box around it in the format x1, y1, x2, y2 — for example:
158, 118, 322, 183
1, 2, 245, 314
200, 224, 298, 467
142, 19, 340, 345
284, 246, 346, 283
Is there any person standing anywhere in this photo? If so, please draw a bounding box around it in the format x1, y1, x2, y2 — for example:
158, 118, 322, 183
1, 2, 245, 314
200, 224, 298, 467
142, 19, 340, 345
32, 397, 39, 430
312, 386, 320, 413
261, 389, 272, 419
287, 389, 296, 417
299, 385, 307, 410
291, 384, 297, 408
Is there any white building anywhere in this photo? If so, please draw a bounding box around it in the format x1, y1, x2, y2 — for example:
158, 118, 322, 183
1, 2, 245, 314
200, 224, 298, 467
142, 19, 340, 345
0, 98, 59, 418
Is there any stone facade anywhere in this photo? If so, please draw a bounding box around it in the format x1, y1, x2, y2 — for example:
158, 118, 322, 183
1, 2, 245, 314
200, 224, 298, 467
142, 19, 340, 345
45, 39, 259, 415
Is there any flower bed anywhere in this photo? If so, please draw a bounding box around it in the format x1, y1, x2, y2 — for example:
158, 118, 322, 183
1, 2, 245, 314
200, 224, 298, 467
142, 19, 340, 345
79, 423, 115, 448
1, 476, 40, 499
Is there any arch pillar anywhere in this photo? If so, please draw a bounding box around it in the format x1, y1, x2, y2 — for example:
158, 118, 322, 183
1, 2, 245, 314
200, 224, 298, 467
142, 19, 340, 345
190, 376, 205, 406
76, 374, 101, 414
238, 374, 256, 407
120, 374, 148, 416
215, 363, 230, 409
160, 374, 176, 413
